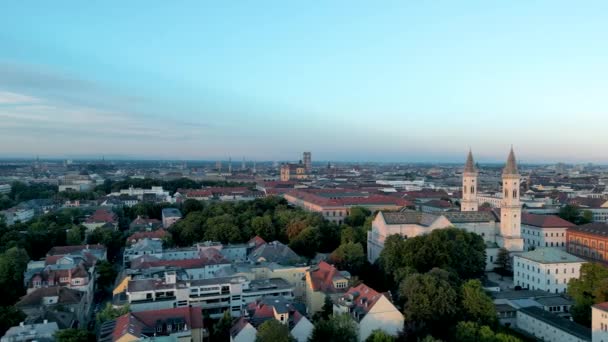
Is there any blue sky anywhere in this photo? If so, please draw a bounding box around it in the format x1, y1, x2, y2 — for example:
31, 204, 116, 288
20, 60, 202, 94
1, 1, 607, 163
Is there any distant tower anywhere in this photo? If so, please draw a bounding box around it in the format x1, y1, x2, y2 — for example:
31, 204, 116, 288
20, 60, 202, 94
461, 150, 478, 212
216, 160, 222, 173
498, 147, 524, 252
252, 160, 257, 174
303, 152, 312, 172
242, 157, 246, 171
228, 157, 232, 174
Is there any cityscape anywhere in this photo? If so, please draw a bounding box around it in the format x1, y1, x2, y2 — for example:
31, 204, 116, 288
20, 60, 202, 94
2, 2, 608, 342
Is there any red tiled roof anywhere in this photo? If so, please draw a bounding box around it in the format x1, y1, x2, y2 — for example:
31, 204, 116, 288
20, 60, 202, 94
248, 236, 266, 248
127, 229, 169, 244
594, 302, 608, 312
342, 283, 383, 314
47, 244, 105, 256
86, 209, 117, 224
521, 213, 575, 228
133, 306, 204, 329
308, 261, 347, 293
285, 190, 410, 208
113, 313, 143, 341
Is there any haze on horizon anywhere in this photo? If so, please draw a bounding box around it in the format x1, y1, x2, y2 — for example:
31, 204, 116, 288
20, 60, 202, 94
1, 1, 607, 164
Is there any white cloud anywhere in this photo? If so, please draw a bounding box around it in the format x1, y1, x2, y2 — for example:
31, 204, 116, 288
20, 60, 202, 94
0, 91, 39, 104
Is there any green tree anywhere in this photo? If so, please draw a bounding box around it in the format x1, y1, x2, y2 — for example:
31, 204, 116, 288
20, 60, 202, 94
66, 225, 84, 245
0, 247, 30, 305
494, 248, 511, 272
420, 336, 443, 342
568, 262, 608, 326
329, 242, 366, 274
559, 204, 587, 224
54, 328, 93, 342
181, 199, 204, 216
256, 319, 295, 342
399, 269, 459, 336
582, 210, 593, 224
289, 227, 320, 259
309, 314, 358, 342
320, 295, 334, 320
252, 215, 276, 242
96, 303, 129, 324
96, 260, 117, 292
344, 207, 371, 227
0, 306, 26, 336
212, 310, 233, 341
365, 330, 395, 342
461, 279, 497, 326
380, 228, 486, 282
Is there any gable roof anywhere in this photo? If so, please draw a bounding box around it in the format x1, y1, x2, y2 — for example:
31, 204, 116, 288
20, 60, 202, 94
249, 241, 301, 265
16, 286, 84, 307
308, 261, 349, 293
86, 209, 117, 224
521, 213, 574, 228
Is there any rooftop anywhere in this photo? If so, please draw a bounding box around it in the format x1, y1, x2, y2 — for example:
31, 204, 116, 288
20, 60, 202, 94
519, 306, 590, 340
516, 248, 586, 264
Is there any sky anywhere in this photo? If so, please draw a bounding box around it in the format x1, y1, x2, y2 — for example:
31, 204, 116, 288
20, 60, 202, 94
0, 1, 607, 163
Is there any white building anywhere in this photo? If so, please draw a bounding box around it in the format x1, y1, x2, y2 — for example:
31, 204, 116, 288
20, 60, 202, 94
0, 184, 11, 194
1, 321, 59, 342
521, 213, 574, 251
367, 148, 525, 269
230, 318, 257, 342
592, 302, 608, 342
517, 306, 590, 342
513, 248, 586, 293
333, 283, 404, 341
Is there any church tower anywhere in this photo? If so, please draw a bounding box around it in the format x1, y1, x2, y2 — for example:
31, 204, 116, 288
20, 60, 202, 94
497, 147, 524, 252
461, 150, 478, 212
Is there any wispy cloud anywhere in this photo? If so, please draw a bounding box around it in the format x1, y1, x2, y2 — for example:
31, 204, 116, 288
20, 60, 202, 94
0, 91, 39, 104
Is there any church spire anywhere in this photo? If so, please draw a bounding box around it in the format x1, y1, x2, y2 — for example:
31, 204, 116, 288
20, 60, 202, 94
464, 149, 476, 173
503, 147, 518, 175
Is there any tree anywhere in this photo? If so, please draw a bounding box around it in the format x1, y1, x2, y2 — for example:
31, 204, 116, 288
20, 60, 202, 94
252, 215, 276, 242
0, 306, 26, 336
494, 248, 511, 272
399, 269, 459, 336
212, 311, 233, 341
582, 210, 593, 224
96, 303, 129, 324
344, 207, 371, 227
0, 247, 30, 305
365, 330, 395, 342
568, 263, 608, 326
559, 204, 588, 224
54, 328, 93, 342
460, 280, 497, 326
66, 225, 84, 245
320, 295, 334, 320
329, 242, 366, 275
181, 199, 204, 216
289, 227, 320, 259
380, 228, 486, 282
453, 321, 520, 342
309, 314, 358, 342
256, 319, 295, 342
96, 260, 117, 292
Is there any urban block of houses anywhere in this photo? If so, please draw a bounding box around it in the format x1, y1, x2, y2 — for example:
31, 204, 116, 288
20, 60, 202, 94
333, 283, 404, 341
517, 306, 590, 342
126, 229, 169, 245
284, 189, 410, 224
161, 208, 182, 228
567, 222, 608, 263
248, 241, 303, 265
234, 297, 314, 342
305, 261, 351, 315
1, 321, 59, 342
98, 306, 204, 342
120, 271, 294, 319
129, 216, 163, 231
513, 248, 586, 293
15, 286, 87, 329
83, 208, 118, 232
521, 213, 575, 251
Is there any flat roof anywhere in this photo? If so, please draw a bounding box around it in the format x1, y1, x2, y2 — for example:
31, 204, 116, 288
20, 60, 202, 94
516, 248, 586, 264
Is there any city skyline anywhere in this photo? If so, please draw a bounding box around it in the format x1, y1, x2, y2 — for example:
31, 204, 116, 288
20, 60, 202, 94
2, 1, 608, 162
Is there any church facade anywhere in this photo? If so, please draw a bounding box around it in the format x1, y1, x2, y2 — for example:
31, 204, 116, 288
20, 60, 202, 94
367, 148, 524, 270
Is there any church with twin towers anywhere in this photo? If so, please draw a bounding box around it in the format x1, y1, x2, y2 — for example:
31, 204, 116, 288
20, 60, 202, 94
461, 148, 524, 253
367, 148, 525, 269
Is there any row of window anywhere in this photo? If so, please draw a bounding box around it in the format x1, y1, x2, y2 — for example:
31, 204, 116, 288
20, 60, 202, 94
525, 239, 565, 247
516, 262, 576, 275
523, 229, 565, 237
517, 273, 568, 284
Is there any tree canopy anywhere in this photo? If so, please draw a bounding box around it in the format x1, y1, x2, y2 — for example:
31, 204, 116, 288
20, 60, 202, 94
309, 314, 358, 342
568, 262, 608, 326
255, 320, 295, 342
